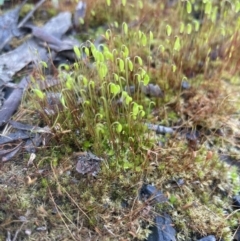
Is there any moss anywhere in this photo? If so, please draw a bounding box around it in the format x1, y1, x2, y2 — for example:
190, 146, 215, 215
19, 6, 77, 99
2, 0, 240, 240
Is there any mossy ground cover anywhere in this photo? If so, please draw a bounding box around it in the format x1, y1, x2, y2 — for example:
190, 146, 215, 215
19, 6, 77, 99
1, 0, 240, 240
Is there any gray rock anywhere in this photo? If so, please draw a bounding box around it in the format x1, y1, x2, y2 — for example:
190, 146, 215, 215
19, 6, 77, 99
147, 214, 176, 241
140, 184, 168, 204
197, 235, 216, 241
141, 83, 163, 98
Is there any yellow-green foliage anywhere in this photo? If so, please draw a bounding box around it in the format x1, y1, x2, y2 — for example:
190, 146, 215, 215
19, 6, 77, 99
4, 0, 240, 240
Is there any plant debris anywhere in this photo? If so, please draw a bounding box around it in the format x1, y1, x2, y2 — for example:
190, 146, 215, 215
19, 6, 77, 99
75, 151, 103, 176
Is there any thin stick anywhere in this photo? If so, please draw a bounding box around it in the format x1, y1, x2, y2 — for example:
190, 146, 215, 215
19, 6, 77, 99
18, 0, 46, 28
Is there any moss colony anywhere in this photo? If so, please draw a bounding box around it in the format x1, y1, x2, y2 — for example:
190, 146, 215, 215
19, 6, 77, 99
1, 0, 240, 240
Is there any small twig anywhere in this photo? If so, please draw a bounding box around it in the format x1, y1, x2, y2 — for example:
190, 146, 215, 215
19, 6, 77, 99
232, 224, 240, 240
12, 222, 25, 241
62, 187, 91, 221
6, 231, 11, 241
18, 0, 46, 28
103, 225, 117, 237
145, 123, 175, 134
48, 188, 78, 241
225, 208, 240, 220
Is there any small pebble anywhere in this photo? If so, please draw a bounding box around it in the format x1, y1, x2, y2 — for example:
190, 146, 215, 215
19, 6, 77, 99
197, 235, 216, 241
232, 195, 240, 209
181, 81, 190, 89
